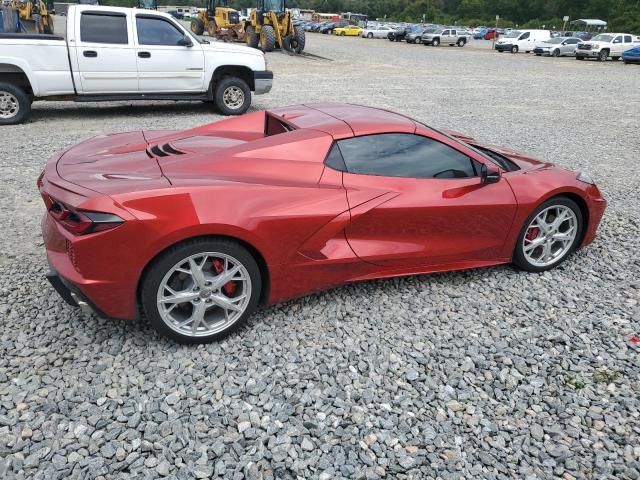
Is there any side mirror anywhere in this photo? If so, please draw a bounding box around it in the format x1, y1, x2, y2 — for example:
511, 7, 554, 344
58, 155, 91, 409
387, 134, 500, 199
481, 163, 501, 184
178, 35, 193, 47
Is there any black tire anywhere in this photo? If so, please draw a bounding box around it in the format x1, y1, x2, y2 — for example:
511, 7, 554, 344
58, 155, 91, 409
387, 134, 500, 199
612, 56, 620, 61
598, 49, 608, 61
415, 37, 421, 43
511, 45, 518, 53
0, 82, 31, 125
432, 38, 440, 46
512, 197, 584, 273
191, 18, 205, 36
291, 27, 305, 53
141, 238, 262, 344
552, 49, 560, 57
457, 38, 466, 47
246, 25, 259, 49
214, 76, 251, 116
260, 25, 276, 52
367, 32, 373, 39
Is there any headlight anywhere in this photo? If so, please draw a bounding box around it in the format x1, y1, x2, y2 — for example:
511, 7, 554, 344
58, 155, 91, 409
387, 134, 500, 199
577, 172, 596, 185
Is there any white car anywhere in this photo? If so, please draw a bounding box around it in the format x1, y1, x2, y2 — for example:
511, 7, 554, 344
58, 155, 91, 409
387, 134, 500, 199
575, 33, 640, 61
495, 29, 552, 53
0, 5, 272, 124
362, 25, 393, 39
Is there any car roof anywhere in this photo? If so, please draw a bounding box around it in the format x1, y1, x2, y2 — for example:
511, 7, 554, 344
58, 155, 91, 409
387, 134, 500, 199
267, 103, 417, 138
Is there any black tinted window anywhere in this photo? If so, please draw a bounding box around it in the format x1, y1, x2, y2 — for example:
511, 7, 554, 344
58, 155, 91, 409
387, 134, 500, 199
520, 32, 530, 40
337, 134, 478, 179
625, 35, 633, 43
136, 16, 184, 45
81, 13, 128, 44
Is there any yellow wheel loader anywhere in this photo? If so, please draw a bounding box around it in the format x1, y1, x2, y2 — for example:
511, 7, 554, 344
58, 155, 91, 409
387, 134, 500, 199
190, 0, 244, 42
11, 0, 54, 34
245, 0, 305, 53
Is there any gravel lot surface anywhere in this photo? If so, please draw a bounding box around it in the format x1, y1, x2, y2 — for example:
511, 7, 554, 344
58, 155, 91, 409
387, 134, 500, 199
1, 31, 639, 480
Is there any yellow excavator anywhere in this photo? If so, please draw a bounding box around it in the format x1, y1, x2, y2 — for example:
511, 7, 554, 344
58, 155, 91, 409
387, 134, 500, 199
190, 0, 244, 42
245, 0, 305, 53
11, 0, 55, 34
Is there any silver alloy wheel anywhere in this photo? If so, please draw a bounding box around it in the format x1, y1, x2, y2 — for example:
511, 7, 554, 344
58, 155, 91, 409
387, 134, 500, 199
222, 86, 245, 110
522, 205, 578, 268
157, 252, 252, 338
0, 91, 19, 119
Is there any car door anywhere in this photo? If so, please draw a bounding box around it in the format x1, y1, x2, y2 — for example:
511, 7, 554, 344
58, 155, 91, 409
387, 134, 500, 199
134, 14, 205, 93
73, 10, 138, 93
517, 31, 530, 49
563, 38, 579, 55
333, 133, 517, 268
612, 35, 624, 55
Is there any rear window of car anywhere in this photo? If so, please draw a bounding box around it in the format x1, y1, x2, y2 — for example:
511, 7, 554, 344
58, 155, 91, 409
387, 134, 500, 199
80, 12, 128, 44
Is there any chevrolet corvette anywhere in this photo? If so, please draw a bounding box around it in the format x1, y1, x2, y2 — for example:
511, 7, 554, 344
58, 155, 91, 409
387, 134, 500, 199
39, 104, 606, 343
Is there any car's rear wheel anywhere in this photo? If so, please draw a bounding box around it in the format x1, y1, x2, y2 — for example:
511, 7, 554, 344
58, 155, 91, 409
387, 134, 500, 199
367, 33, 373, 39
457, 38, 466, 47
142, 239, 261, 344
432, 38, 440, 46
0, 82, 30, 125
511, 45, 518, 53
513, 197, 583, 272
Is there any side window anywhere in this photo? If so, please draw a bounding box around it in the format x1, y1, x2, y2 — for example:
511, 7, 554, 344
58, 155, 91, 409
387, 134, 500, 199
566, 38, 578, 44
451, 30, 457, 35
613, 36, 623, 44
519, 32, 530, 40
442, 30, 450, 35
334, 133, 479, 179
136, 16, 185, 46
625, 35, 633, 43
80, 13, 128, 44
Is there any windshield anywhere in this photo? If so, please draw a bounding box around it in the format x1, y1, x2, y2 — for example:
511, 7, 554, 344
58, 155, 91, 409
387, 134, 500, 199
504, 30, 521, 38
592, 34, 613, 42
434, 29, 444, 34
262, 0, 284, 12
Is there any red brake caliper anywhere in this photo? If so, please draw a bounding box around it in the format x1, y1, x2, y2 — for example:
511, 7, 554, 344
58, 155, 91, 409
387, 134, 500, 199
212, 259, 237, 296
526, 227, 540, 241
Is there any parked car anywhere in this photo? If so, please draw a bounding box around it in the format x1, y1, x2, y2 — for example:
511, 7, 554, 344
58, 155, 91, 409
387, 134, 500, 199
534, 37, 582, 57
405, 27, 437, 44
40, 103, 606, 343
388, 26, 413, 42
574, 32, 593, 41
495, 29, 551, 53
320, 20, 348, 34
334, 25, 363, 37
575, 33, 639, 61
422, 28, 469, 47
484, 29, 497, 40
362, 25, 393, 39
622, 45, 640, 64
0, 5, 272, 125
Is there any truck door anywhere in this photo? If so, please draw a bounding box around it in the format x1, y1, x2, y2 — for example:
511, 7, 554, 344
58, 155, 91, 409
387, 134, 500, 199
72, 10, 139, 93
134, 14, 205, 93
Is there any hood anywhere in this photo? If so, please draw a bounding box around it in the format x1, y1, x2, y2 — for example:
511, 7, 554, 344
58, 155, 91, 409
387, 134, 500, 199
201, 41, 265, 59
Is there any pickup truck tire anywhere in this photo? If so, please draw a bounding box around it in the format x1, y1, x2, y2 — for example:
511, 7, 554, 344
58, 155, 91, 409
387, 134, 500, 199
432, 38, 440, 46
260, 25, 276, 52
598, 50, 608, 61
191, 19, 205, 36
0, 82, 30, 126
214, 77, 251, 116
457, 38, 466, 47
246, 26, 259, 49
612, 56, 620, 61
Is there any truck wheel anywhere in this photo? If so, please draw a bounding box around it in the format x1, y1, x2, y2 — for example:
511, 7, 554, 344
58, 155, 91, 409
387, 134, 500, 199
612, 56, 620, 61
246, 26, 259, 49
260, 25, 276, 52
598, 49, 608, 61
457, 38, 466, 47
0, 82, 30, 125
432, 38, 440, 46
214, 77, 251, 116
291, 27, 305, 53
191, 18, 205, 36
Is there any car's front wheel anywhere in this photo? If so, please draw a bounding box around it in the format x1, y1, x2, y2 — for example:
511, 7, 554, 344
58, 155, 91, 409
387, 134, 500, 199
142, 239, 262, 344
214, 76, 251, 115
513, 197, 583, 272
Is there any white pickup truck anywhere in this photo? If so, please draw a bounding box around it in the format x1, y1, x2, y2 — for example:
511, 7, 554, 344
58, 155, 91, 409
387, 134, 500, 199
0, 5, 273, 125
575, 33, 639, 61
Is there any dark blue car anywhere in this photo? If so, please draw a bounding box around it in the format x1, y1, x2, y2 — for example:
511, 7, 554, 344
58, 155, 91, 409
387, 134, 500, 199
622, 45, 640, 64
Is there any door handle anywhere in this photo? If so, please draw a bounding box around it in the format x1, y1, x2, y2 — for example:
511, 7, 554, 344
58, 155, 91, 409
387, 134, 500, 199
83, 50, 97, 58
138, 52, 151, 58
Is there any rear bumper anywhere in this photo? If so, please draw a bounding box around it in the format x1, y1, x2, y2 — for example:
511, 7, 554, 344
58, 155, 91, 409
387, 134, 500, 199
46, 267, 104, 317
253, 70, 273, 95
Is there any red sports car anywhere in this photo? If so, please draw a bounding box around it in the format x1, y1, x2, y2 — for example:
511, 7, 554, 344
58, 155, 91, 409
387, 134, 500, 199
39, 104, 606, 343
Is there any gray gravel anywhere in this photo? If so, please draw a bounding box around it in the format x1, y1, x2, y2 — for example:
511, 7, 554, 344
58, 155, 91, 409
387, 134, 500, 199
1, 32, 639, 479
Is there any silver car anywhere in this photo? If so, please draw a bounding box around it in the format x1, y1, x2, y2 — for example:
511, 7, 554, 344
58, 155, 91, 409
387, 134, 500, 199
533, 37, 582, 57
362, 25, 393, 39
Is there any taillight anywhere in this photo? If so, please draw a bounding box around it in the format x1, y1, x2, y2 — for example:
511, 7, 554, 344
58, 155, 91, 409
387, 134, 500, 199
46, 197, 124, 235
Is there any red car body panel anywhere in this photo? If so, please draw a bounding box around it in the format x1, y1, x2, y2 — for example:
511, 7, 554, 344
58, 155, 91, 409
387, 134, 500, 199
39, 104, 606, 320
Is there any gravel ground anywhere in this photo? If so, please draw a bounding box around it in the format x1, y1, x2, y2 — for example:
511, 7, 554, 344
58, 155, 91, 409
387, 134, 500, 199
1, 31, 640, 480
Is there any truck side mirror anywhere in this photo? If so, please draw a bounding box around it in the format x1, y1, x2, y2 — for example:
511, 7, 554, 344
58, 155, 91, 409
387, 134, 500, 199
178, 35, 193, 47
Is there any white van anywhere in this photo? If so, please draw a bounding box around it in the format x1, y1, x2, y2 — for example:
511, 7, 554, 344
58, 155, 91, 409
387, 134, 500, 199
495, 29, 551, 53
